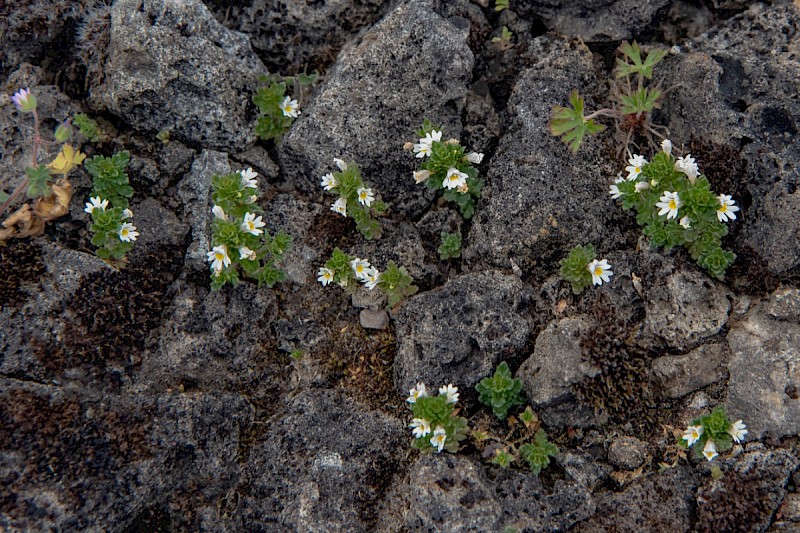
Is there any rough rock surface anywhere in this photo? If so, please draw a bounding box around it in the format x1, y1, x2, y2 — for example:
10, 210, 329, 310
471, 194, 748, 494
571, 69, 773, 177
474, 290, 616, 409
91, 0, 265, 149
396, 454, 595, 532
278, 0, 475, 216
464, 35, 628, 274
517, 317, 601, 428
727, 287, 800, 439
572, 467, 697, 532
643, 268, 732, 350
240, 389, 406, 531
393, 271, 532, 399
608, 436, 648, 470
652, 342, 728, 399
663, 3, 800, 274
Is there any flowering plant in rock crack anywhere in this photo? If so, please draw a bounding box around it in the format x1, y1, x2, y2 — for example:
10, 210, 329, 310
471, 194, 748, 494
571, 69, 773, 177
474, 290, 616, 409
0, 88, 85, 241
318, 247, 418, 308
253, 72, 318, 141
321, 158, 387, 240
559, 244, 613, 294
406, 382, 469, 453
609, 140, 739, 279
405, 119, 485, 219
207, 168, 291, 290
549, 41, 668, 154
681, 407, 747, 462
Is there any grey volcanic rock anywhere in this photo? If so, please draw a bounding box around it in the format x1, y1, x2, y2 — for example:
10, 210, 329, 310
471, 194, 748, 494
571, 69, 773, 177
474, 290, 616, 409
398, 454, 595, 532
278, 0, 474, 216
643, 269, 732, 351
573, 467, 697, 532
517, 317, 601, 428
393, 271, 532, 400
663, 3, 800, 274
653, 342, 728, 399
241, 0, 389, 73
727, 287, 800, 439
91, 0, 265, 149
464, 35, 627, 274
607, 436, 647, 470
240, 389, 406, 531
515, 0, 671, 42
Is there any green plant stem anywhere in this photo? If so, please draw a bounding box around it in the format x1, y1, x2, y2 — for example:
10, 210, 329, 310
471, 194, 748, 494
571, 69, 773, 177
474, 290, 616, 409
0, 108, 42, 218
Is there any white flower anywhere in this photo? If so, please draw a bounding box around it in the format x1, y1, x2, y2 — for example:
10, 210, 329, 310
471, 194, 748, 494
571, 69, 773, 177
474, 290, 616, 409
702, 439, 718, 461
587, 259, 613, 286
625, 155, 648, 180
406, 382, 428, 403
717, 194, 740, 222
333, 158, 347, 171
466, 152, 484, 164
331, 197, 347, 217
410, 418, 432, 439
656, 191, 682, 219
357, 187, 375, 207
444, 167, 468, 190
206, 245, 231, 272
679, 216, 692, 229
728, 420, 748, 443
661, 139, 673, 156
350, 258, 371, 280
439, 384, 459, 404
118, 222, 139, 242
241, 212, 266, 235
240, 168, 258, 189
11, 88, 36, 112
683, 424, 703, 447
84, 196, 108, 214
413, 130, 442, 158
675, 154, 698, 180
413, 170, 431, 184
280, 96, 300, 118
239, 246, 257, 261
635, 181, 650, 193
212, 205, 228, 221
317, 267, 335, 286
321, 173, 338, 191
122, 208, 133, 220
362, 268, 381, 290
430, 426, 447, 453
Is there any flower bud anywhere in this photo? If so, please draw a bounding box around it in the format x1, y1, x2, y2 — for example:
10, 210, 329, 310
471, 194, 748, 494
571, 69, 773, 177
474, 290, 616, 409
54, 120, 73, 142
403, 141, 414, 151
11, 88, 37, 113
413, 170, 431, 184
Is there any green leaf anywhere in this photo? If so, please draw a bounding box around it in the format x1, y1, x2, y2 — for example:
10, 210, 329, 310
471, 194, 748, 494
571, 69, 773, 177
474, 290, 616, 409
549, 90, 606, 154
620, 87, 662, 115
25, 164, 52, 198
559, 244, 596, 294
494, 0, 509, 11
615, 41, 667, 80
438, 231, 462, 260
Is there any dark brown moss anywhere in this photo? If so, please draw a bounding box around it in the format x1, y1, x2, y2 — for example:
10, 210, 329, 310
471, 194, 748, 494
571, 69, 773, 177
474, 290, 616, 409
0, 239, 45, 309
572, 293, 659, 434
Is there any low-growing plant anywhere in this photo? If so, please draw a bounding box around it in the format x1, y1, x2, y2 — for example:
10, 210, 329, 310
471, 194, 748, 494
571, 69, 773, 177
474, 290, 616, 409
495, 0, 509, 11
318, 248, 418, 308
476, 361, 525, 420
321, 158, 387, 240
84, 196, 138, 263
519, 429, 559, 475
84, 151, 133, 209
406, 382, 469, 453
549, 41, 668, 154
559, 244, 613, 294
438, 231, 462, 260
253, 71, 317, 141
1, 88, 84, 240
406, 119, 485, 219
491, 26, 514, 49
72, 112, 108, 143
206, 168, 291, 290
681, 407, 747, 462
609, 141, 739, 279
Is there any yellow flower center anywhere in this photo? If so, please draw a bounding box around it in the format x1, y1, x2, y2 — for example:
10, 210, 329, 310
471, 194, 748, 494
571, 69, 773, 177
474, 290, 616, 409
635, 166, 641, 173
121, 228, 129, 237
216, 252, 225, 260
669, 200, 677, 210
594, 267, 603, 276
720, 205, 727, 212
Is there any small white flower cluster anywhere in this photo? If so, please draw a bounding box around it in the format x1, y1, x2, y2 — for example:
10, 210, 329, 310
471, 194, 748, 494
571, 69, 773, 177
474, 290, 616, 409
84, 196, 139, 242
610, 142, 740, 225
317, 256, 380, 290
411, 129, 483, 194
321, 158, 375, 217
683, 419, 747, 461
206, 168, 263, 275
406, 382, 459, 453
